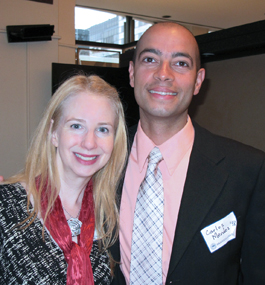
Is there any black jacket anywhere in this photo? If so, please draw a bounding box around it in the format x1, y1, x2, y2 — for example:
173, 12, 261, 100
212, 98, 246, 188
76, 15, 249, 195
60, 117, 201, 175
111, 122, 265, 284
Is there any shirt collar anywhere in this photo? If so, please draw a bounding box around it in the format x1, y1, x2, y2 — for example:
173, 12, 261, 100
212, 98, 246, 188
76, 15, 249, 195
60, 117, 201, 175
135, 117, 194, 175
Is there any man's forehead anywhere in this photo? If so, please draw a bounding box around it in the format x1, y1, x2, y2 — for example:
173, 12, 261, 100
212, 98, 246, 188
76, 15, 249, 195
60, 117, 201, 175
143, 23, 191, 39
137, 38, 197, 58
139, 26, 196, 49
134, 23, 200, 68
138, 48, 193, 59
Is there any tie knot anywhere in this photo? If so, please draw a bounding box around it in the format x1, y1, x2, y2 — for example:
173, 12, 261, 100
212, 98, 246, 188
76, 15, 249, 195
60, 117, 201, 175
149, 147, 163, 165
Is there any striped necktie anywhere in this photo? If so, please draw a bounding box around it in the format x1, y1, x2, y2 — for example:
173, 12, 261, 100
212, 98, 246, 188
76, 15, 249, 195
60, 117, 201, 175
130, 146, 164, 284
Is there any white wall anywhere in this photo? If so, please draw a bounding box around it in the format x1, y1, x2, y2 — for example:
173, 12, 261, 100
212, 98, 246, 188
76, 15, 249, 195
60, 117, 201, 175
191, 54, 265, 152
0, 0, 76, 178
1, 1, 265, 179
58, 0, 76, 63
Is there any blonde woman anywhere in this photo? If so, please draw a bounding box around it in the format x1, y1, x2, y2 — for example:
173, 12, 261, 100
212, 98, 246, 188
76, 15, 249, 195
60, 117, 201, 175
0, 75, 127, 284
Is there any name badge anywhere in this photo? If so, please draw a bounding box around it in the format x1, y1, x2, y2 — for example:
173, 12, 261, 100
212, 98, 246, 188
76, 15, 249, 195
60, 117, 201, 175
200, 212, 237, 253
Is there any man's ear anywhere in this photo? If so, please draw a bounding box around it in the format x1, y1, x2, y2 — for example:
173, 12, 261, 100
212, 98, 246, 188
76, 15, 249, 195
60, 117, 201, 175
50, 119, 58, 147
194, 68, 205, 96
128, 61, 135, 88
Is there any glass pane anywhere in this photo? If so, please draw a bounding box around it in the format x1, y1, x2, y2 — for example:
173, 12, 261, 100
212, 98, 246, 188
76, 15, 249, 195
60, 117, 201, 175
134, 20, 153, 41
78, 48, 120, 66
75, 7, 126, 44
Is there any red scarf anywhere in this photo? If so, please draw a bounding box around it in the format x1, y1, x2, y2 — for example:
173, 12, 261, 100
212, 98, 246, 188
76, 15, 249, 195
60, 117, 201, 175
41, 179, 95, 285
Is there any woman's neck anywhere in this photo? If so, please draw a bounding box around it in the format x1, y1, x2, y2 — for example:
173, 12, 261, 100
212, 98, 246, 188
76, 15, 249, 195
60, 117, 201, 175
59, 177, 90, 218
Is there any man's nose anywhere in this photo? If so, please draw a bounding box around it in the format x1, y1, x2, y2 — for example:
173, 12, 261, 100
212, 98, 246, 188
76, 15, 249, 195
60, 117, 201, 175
154, 62, 174, 81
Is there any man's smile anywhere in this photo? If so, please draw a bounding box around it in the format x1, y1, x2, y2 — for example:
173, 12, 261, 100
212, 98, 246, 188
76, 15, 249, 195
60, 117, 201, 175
149, 90, 177, 96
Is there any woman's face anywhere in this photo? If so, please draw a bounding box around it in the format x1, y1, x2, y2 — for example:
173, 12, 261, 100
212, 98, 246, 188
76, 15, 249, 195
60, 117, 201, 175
51, 91, 116, 183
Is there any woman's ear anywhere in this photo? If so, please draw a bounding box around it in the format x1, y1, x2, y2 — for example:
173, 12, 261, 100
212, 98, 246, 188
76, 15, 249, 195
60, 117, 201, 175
50, 119, 58, 147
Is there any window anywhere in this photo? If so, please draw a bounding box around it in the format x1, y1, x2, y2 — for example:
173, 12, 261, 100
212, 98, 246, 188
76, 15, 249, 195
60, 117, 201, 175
75, 7, 126, 44
76, 48, 121, 67
134, 19, 152, 41
75, 7, 153, 66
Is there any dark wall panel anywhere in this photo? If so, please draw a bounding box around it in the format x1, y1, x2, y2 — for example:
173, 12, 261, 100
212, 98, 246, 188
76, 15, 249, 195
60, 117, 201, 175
52, 63, 139, 128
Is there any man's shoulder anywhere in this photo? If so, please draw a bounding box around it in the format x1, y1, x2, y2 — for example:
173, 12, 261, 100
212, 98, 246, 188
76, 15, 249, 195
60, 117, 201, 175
192, 121, 265, 162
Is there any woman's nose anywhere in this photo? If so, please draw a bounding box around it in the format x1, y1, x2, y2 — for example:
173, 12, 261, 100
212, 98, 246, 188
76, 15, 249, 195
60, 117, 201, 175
81, 131, 97, 149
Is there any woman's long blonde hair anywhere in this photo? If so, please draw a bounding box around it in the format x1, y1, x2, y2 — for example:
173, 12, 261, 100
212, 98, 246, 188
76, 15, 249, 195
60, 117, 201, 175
5, 74, 127, 249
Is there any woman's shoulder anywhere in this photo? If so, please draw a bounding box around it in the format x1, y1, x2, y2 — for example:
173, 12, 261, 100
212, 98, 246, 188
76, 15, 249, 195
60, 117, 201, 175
91, 240, 112, 285
0, 183, 28, 223
0, 182, 27, 201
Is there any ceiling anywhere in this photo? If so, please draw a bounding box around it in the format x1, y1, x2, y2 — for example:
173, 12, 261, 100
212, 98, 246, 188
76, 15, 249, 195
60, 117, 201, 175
76, 0, 265, 31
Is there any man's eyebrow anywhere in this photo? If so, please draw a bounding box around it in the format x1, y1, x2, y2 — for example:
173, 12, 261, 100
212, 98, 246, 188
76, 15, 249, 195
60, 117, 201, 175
172, 52, 194, 66
137, 49, 194, 67
137, 48, 162, 60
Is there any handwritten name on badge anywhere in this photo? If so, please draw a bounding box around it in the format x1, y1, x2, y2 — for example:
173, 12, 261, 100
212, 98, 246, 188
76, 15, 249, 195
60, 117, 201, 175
200, 212, 237, 253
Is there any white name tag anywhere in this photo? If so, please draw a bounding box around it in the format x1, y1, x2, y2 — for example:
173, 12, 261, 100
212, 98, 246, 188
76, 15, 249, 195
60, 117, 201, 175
200, 212, 237, 253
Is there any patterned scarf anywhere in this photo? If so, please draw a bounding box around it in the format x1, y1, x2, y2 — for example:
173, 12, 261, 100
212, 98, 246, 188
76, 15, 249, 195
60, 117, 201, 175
41, 179, 95, 285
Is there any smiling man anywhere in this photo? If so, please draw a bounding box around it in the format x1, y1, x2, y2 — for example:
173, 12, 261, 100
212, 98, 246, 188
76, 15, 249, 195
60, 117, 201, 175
112, 22, 265, 284
129, 23, 204, 145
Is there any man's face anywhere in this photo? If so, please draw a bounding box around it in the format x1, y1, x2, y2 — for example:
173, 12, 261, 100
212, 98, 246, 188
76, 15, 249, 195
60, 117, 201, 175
129, 24, 205, 127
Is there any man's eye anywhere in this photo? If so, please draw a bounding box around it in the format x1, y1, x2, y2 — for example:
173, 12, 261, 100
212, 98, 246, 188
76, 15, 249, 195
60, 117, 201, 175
143, 57, 155, 63
70, 124, 82, 129
176, 61, 188, 67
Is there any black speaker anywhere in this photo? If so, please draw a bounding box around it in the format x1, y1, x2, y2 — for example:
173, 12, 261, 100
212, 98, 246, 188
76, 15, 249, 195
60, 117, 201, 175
6, 24, 55, 43
196, 20, 265, 63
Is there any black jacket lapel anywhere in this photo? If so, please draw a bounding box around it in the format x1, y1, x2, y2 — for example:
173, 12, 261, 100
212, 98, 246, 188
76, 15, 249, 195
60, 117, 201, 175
167, 122, 229, 276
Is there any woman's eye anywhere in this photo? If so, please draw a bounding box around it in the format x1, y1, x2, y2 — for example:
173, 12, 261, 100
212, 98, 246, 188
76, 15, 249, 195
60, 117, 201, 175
97, 127, 109, 133
70, 124, 82, 129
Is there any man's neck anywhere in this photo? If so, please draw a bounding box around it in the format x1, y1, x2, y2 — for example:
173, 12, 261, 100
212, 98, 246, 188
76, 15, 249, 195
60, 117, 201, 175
140, 114, 188, 145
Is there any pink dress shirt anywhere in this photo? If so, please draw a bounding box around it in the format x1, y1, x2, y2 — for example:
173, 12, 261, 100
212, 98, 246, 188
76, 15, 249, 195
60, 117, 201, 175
119, 117, 195, 284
